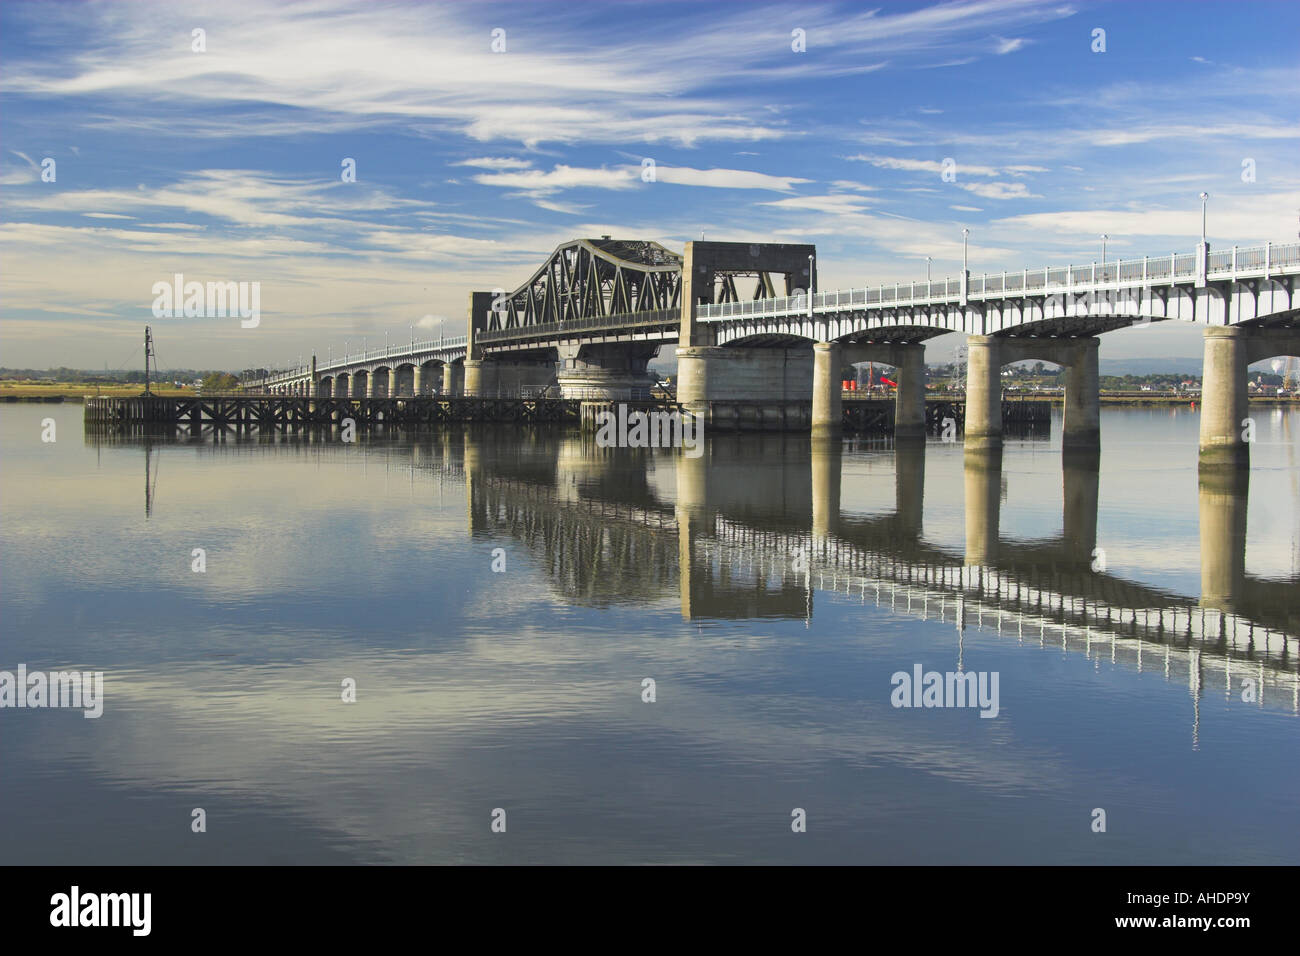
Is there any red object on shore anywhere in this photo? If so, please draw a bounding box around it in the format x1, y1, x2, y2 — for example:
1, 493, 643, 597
880, 375, 897, 387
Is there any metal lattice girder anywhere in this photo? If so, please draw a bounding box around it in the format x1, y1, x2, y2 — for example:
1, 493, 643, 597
490, 238, 684, 332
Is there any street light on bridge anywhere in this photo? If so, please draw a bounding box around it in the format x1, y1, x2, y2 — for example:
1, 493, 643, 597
807, 253, 815, 319
1101, 234, 1108, 265
1200, 192, 1209, 243
926, 256, 932, 281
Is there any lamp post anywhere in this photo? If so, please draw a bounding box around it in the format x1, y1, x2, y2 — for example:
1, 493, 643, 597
962, 228, 970, 273
1101, 234, 1108, 265
926, 256, 932, 281
1199, 192, 1209, 243
807, 253, 815, 319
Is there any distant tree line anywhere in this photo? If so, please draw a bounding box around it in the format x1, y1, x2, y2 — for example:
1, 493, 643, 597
0, 367, 250, 385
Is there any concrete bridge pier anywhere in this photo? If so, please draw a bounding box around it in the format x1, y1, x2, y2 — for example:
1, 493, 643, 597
465, 357, 555, 398
838, 341, 927, 440
555, 342, 656, 400
965, 335, 1100, 451
811, 342, 842, 436
1199, 325, 1300, 471
675, 345, 814, 429
443, 361, 464, 397
463, 360, 487, 396
1198, 327, 1251, 471
1060, 339, 1100, 451
965, 336, 1003, 450
893, 344, 928, 441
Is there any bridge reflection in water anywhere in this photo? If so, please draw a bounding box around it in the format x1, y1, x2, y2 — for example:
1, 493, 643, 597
100, 426, 1299, 727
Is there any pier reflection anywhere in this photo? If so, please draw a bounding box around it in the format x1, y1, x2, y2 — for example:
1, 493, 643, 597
91, 424, 1299, 714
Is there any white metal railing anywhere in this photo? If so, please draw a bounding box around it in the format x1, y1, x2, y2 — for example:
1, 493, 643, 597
248, 335, 470, 386
315, 335, 468, 374
697, 241, 1300, 321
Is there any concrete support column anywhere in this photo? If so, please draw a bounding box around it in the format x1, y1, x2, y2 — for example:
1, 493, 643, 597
412, 365, 423, 396
811, 341, 842, 436
675, 346, 722, 407
1062, 338, 1100, 451
894, 343, 926, 441
365, 372, 376, 398
464, 360, 493, 397
443, 362, 464, 397
964, 335, 1002, 449
1198, 326, 1250, 471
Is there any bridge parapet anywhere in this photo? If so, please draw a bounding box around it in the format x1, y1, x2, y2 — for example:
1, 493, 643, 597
698, 241, 1300, 323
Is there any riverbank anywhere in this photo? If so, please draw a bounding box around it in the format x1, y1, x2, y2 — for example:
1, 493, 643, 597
1, 384, 192, 400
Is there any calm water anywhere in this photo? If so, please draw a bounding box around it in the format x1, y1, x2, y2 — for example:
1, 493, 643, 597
1, 402, 1297, 864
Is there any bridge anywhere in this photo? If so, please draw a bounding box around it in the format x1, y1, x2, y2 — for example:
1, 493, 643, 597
245, 235, 1300, 471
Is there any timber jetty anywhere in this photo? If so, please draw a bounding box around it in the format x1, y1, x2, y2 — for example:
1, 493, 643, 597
83, 393, 1050, 436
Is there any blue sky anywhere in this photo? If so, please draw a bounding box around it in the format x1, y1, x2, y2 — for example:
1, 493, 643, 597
1, 0, 1297, 372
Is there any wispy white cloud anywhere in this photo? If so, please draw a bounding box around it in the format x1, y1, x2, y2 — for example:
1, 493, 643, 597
653, 166, 811, 192
958, 181, 1041, 200
453, 157, 534, 170
845, 154, 1004, 177
471, 165, 636, 196
760, 194, 875, 216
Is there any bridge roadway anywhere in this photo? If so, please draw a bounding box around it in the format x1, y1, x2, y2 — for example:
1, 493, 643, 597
246, 236, 1300, 473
